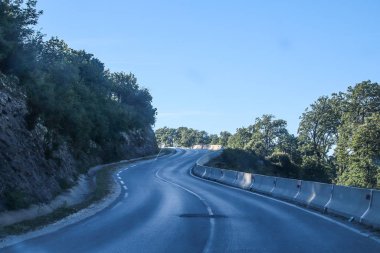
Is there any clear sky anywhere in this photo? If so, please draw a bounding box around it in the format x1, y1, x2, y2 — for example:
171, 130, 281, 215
36, 0, 380, 135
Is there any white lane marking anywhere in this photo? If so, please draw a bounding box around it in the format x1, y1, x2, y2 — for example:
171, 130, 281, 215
116, 165, 135, 194
207, 206, 214, 216
189, 169, 380, 244
155, 168, 215, 253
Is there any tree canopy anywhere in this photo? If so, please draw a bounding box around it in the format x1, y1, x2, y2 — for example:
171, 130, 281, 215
191, 81, 380, 188
0, 0, 157, 162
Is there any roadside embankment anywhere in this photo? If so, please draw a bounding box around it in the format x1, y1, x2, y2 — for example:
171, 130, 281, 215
0, 148, 175, 239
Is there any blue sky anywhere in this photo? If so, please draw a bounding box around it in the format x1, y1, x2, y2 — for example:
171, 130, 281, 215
36, 0, 380, 135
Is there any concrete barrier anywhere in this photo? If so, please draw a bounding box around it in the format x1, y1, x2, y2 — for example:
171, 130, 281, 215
203, 167, 212, 180
220, 169, 238, 186
234, 172, 244, 187
234, 172, 253, 189
361, 190, 380, 228
325, 185, 372, 221
294, 181, 333, 211
193, 151, 380, 228
272, 178, 301, 201
251, 174, 276, 195
310, 183, 333, 211
208, 166, 223, 181
192, 165, 204, 177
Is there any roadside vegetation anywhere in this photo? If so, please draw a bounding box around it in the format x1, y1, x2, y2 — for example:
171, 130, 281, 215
0, 0, 156, 163
0, 148, 175, 238
155, 127, 230, 147
157, 82, 380, 188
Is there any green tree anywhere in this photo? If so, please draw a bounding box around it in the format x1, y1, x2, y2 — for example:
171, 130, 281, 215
155, 127, 177, 147
219, 131, 231, 147
227, 127, 251, 149
336, 81, 380, 187
298, 96, 341, 181
0, 0, 42, 75
244, 114, 288, 157
196, 130, 210, 145
210, 134, 219, 145
275, 133, 301, 165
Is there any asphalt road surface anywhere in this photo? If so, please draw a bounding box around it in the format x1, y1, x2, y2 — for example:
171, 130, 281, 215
2, 149, 380, 252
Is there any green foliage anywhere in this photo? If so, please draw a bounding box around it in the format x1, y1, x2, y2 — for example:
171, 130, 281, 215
248, 114, 288, 157
290, 81, 379, 186
227, 127, 251, 149
4, 190, 29, 210
212, 148, 261, 173
0, 0, 42, 75
337, 111, 380, 187
214, 83, 380, 188
227, 115, 293, 159
335, 81, 380, 187
155, 127, 213, 147
219, 131, 232, 146
155, 127, 177, 146
208, 148, 300, 179
57, 178, 72, 190
209, 134, 219, 145
0, 1, 156, 163
268, 152, 300, 178
297, 96, 341, 182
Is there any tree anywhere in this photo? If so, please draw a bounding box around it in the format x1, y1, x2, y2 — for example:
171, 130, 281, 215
297, 96, 341, 181
210, 134, 219, 145
298, 96, 341, 164
336, 81, 380, 187
275, 133, 301, 165
196, 130, 210, 145
155, 127, 177, 147
244, 114, 288, 157
219, 131, 231, 147
0, 0, 42, 75
227, 127, 251, 149
155, 127, 214, 147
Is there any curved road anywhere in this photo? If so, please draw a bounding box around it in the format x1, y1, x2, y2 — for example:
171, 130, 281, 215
2, 149, 380, 252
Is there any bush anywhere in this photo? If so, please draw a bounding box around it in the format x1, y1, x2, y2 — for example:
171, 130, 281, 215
4, 190, 30, 210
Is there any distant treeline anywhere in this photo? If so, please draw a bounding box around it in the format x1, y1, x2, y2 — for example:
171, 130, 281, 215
0, 1, 156, 162
157, 81, 380, 188
155, 127, 231, 147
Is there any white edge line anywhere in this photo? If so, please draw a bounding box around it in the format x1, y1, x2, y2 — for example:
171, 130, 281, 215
189, 167, 380, 245
155, 168, 215, 253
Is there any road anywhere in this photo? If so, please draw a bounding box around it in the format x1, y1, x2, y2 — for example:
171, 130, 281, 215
2, 149, 380, 252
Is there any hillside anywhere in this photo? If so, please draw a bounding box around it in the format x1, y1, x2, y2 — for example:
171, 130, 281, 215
0, 74, 157, 211
0, 1, 158, 211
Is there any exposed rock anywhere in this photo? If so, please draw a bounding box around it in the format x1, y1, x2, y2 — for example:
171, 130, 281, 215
120, 127, 158, 159
0, 85, 78, 211
0, 74, 158, 211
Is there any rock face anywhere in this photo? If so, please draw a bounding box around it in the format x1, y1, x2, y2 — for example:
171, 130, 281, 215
0, 79, 78, 211
120, 127, 158, 159
0, 75, 158, 211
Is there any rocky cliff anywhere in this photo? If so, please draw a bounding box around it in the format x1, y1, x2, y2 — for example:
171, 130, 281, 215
0, 74, 157, 211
